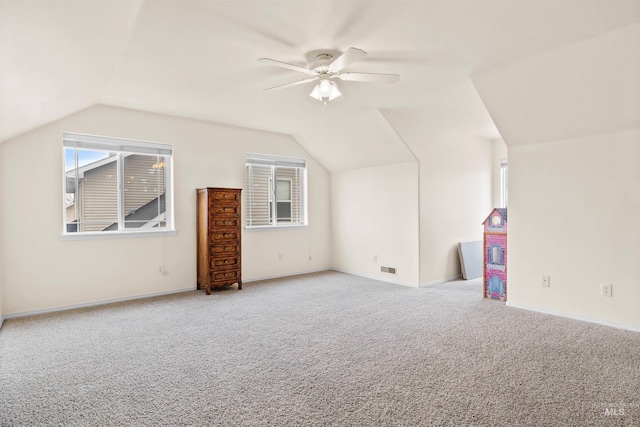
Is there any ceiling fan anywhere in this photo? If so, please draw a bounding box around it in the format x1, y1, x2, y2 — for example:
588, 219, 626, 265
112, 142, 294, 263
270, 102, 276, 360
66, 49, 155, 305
258, 47, 399, 104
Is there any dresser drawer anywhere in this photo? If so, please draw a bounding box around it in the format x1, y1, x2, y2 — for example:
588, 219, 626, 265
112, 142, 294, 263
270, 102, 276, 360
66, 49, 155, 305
211, 217, 239, 229
211, 190, 239, 202
211, 257, 239, 269
212, 269, 240, 282
211, 243, 239, 254
210, 204, 239, 216
211, 231, 239, 241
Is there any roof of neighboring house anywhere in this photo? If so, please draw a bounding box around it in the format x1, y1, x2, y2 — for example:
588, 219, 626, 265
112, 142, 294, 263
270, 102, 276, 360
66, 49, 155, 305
103, 194, 166, 231
65, 155, 118, 193
66, 153, 144, 192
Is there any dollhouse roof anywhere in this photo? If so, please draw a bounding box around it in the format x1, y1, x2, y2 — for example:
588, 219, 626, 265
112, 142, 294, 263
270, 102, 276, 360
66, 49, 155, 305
482, 208, 508, 225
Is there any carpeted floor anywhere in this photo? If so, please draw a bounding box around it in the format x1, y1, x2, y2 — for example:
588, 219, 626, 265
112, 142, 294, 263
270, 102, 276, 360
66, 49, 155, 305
1, 271, 638, 426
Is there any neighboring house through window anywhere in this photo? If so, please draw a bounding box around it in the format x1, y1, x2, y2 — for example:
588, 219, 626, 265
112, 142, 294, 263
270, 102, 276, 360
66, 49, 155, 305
63, 133, 174, 236
245, 153, 306, 227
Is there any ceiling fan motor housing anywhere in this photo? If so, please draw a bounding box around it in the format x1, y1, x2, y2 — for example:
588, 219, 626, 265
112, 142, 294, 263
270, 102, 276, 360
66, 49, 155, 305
312, 53, 334, 75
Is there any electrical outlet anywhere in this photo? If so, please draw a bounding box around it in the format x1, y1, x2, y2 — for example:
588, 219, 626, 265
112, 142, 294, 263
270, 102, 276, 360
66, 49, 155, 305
278, 253, 283, 262
373, 254, 377, 263
601, 283, 612, 297
541, 275, 550, 287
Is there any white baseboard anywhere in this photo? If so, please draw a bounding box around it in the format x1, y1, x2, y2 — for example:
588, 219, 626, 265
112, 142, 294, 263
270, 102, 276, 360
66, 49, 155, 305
330, 268, 420, 288
506, 301, 640, 333
3, 287, 196, 321
243, 268, 331, 283
419, 274, 463, 288
2, 270, 331, 321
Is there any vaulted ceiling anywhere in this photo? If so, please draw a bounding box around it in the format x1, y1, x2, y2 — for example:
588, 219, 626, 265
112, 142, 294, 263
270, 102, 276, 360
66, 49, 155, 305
2, 0, 638, 170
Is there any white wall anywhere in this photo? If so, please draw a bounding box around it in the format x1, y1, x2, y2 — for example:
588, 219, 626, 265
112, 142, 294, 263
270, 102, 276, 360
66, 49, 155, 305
0, 145, 4, 327
382, 82, 495, 285
0, 105, 330, 316
331, 162, 420, 286
472, 23, 640, 330
413, 131, 492, 285
508, 129, 640, 329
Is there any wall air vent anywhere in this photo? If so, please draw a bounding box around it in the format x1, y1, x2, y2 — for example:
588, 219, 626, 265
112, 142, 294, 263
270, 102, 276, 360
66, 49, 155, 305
381, 266, 397, 275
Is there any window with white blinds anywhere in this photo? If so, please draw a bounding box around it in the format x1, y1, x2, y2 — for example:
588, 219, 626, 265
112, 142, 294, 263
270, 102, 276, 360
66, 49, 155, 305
63, 133, 174, 236
245, 153, 307, 227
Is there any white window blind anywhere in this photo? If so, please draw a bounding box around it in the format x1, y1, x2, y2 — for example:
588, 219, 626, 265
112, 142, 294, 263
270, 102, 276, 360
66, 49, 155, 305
245, 153, 307, 227
63, 133, 172, 156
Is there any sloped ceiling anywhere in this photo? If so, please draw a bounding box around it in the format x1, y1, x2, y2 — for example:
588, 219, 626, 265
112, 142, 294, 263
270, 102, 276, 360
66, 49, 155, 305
1, 0, 639, 171
472, 23, 640, 146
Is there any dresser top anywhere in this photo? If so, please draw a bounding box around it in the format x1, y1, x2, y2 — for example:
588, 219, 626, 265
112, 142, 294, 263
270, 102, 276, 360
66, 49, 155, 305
197, 187, 242, 191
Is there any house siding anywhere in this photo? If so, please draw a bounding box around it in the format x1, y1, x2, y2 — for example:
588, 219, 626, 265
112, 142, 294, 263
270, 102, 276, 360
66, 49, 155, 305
78, 154, 166, 231
123, 155, 166, 227
80, 159, 118, 232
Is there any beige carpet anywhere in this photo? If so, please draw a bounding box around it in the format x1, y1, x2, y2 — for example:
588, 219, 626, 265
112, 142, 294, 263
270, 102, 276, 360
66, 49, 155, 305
1, 271, 638, 426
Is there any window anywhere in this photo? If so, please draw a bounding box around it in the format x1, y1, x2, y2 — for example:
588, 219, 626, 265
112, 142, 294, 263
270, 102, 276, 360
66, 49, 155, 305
274, 178, 292, 222
245, 153, 306, 227
63, 133, 173, 236
267, 177, 293, 223
500, 160, 508, 208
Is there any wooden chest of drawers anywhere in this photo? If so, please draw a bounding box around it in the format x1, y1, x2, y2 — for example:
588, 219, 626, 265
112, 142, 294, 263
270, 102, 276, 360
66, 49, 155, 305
196, 188, 242, 294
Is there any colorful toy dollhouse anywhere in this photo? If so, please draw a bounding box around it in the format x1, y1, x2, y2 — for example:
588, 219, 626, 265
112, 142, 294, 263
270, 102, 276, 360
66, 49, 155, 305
482, 208, 507, 301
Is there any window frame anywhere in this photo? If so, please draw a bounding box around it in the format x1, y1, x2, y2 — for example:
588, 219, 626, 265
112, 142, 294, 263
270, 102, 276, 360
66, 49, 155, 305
245, 153, 307, 229
500, 160, 508, 208
61, 132, 175, 240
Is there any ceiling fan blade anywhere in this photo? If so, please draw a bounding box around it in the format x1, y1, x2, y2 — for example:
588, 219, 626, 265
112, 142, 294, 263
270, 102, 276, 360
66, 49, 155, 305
338, 72, 400, 84
263, 77, 318, 92
257, 58, 317, 76
329, 47, 367, 72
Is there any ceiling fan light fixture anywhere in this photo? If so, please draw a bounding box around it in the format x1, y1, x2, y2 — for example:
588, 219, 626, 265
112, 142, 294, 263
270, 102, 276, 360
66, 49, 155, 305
319, 79, 331, 96
309, 85, 321, 100
309, 79, 341, 103
328, 82, 342, 101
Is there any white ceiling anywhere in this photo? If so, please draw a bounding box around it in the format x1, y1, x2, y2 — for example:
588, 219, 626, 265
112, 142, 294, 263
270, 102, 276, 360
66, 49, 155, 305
2, 0, 639, 170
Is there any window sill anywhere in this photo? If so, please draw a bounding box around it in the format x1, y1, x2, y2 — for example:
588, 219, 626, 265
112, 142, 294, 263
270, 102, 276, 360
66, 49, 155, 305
60, 229, 177, 241
245, 224, 309, 231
